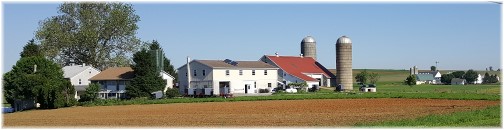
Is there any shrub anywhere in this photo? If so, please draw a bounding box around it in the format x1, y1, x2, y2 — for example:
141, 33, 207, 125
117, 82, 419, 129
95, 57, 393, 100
259, 89, 270, 93
165, 88, 180, 98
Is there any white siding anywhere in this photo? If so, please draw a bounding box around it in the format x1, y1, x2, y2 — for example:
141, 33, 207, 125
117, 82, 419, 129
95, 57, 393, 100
69, 67, 100, 86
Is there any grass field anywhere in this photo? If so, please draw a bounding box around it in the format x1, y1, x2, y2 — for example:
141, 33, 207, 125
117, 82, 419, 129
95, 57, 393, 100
357, 105, 501, 127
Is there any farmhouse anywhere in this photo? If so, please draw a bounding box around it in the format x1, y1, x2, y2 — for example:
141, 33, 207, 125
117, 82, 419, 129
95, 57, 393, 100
260, 54, 336, 88
62, 64, 100, 99
177, 58, 278, 95
89, 67, 174, 99
451, 78, 467, 85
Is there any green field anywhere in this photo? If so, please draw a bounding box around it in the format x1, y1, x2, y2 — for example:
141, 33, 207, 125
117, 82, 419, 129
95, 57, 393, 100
356, 105, 501, 127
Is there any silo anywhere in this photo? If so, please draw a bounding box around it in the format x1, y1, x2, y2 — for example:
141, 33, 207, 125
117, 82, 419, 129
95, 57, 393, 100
336, 36, 353, 91
301, 36, 317, 60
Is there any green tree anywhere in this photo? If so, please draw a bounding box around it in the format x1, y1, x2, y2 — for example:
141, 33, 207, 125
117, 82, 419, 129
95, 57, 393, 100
79, 83, 100, 102
3, 56, 67, 109
355, 70, 369, 84
451, 71, 465, 78
35, 2, 142, 70
147, 40, 178, 83
368, 72, 380, 84
483, 72, 491, 84
464, 69, 479, 84
441, 73, 455, 85
404, 75, 417, 87
20, 39, 43, 58
165, 88, 180, 98
62, 80, 76, 107
126, 49, 166, 98
430, 66, 436, 71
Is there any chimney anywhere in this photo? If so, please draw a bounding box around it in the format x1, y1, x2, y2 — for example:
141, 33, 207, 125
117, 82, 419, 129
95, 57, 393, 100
33, 64, 37, 73
81, 63, 85, 67
300, 53, 304, 58
187, 56, 191, 89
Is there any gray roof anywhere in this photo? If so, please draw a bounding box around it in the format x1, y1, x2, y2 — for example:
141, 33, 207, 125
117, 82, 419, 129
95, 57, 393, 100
196, 60, 278, 69
415, 74, 434, 81
74, 85, 88, 91
62, 65, 98, 78
337, 35, 352, 44
302, 36, 316, 43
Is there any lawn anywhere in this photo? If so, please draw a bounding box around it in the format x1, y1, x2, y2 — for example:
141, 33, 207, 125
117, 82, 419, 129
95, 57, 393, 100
356, 105, 501, 127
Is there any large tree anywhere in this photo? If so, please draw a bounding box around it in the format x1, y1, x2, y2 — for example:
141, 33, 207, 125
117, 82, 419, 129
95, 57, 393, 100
3, 56, 68, 109
464, 69, 479, 84
451, 71, 466, 79
404, 75, 416, 87
35, 2, 142, 70
441, 73, 455, 85
126, 48, 166, 98
147, 40, 178, 83
430, 66, 436, 71
354, 70, 369, 85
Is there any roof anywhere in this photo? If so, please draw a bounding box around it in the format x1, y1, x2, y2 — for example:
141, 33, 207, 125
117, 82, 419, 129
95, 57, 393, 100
74, 85, 88, 91
302, 36, 316, 43
415, 74, 435, 81
265, 55, 336, 81
451, 78, 466, 82
196, 60, 278, 69
89, 67, 135, 81
337, 35, 352, 44
62, 65, 98, 78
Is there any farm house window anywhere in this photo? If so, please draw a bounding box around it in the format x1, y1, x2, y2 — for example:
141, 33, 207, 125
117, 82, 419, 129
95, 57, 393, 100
239, 70, 243, 75
79, 79, 82, 85
264, 70, 267, 75
202, 70, 206, 76
194, 70, 197, 76
185, 72, 187, 77
268, 83, 272, 87
252, 70, 255, 75
226, 70, 230, 76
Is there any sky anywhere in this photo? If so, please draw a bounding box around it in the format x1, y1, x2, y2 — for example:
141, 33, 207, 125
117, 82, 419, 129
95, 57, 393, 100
2, 2, 502, 73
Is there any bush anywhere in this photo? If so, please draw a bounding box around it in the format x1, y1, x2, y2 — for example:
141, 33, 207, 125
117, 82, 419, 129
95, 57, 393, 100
259, 89, 270, 93
165, 88, 180, 98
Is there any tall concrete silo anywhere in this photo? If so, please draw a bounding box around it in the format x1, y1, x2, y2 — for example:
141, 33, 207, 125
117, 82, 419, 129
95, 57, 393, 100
301, 36, 317, 60
336, 36, 353, 91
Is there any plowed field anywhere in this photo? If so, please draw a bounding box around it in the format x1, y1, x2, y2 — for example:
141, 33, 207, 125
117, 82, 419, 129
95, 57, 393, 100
3, 99, 499, 127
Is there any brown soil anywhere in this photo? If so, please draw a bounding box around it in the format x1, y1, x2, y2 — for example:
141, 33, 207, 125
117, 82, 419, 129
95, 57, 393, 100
2, 99, 499, 127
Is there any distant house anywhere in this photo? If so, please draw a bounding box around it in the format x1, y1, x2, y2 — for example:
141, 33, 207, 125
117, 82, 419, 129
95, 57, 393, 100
89, 67, 174, 99
177, 59, 278, 95
260, 55, 336, 89
415, 74, 435, 85
474, 74, 483, 84
451, 78, 466, 85
418, 70, 441, 84
62, 64, 100, 100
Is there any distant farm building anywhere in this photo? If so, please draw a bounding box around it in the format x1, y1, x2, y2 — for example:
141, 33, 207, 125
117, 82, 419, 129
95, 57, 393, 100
260, 55, 336, 89
177, 58, 278, 96
89, 67, 174, 99
418, 70, 441, 84
451, 78, 467, 85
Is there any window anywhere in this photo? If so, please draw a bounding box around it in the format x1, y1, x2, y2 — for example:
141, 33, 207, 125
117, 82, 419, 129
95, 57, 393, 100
226, 70, 230, 76
252, 70, 255, 75
194, 70, 197, 76
239, 70, 243, 75
79, 79, 82, 85
203, 70, 206, 76
185, 72, 187, 77
268, 83, 272, 87
264, 70, 268, 75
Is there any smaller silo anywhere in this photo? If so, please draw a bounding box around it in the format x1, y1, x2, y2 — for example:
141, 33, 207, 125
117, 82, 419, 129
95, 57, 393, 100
301, 36, 317, 60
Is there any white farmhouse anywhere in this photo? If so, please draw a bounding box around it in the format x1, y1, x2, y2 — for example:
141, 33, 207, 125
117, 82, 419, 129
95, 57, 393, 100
62, 64, 100, 99
474, 74, 483, 84
177, 58, 278, 95
89, 67, 174, 99
259, 55, 336, 89
418, 70, 441, 84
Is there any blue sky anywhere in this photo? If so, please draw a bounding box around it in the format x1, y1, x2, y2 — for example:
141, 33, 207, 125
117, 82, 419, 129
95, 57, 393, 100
2, 2, 501, 72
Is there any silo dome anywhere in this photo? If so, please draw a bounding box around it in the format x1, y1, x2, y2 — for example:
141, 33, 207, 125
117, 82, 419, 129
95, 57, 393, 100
302, 36, 316, 43
337, 35, 352, 44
